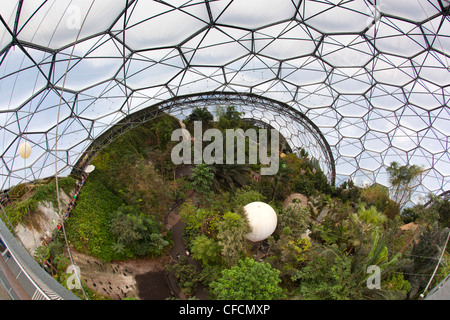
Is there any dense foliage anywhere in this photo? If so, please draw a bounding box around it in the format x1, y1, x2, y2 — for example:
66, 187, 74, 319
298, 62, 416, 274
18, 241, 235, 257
2, 107, 448, 301
173, 107, 450, 300
64, 172, 124, 261
210, 257, 285, 300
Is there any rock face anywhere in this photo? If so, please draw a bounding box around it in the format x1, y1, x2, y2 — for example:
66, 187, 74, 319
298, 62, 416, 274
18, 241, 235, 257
71, 250, 173, 300
14, 191, 71, 255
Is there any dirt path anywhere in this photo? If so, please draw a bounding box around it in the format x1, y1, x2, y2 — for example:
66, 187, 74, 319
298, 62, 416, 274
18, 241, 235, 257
166, 193, 209, 300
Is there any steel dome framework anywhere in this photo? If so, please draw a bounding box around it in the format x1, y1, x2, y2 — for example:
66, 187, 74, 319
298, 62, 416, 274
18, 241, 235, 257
1, 0, 450, 202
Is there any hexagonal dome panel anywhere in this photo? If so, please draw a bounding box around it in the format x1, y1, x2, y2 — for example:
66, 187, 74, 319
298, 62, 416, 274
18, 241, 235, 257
0, 0, 449, 204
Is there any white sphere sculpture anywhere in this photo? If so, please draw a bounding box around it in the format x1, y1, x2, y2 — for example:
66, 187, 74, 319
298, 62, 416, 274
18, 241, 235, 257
18, 141, 32, 159
244, 202, 277, 242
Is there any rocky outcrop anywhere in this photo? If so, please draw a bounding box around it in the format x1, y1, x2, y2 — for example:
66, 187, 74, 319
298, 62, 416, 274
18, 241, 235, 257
14, 191, 71, 255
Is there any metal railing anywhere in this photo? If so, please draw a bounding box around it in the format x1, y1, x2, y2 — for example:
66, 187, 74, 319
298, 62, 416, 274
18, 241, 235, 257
0, 218, 79, 300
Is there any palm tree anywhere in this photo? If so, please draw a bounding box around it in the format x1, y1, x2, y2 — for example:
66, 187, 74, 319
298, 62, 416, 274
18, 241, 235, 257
185, 107, 214, 132
111, 241, 126, 255
270, 159, 291, 201
386, 161, 423, 210
210, 163, 251, 193
151, 117, 173, 150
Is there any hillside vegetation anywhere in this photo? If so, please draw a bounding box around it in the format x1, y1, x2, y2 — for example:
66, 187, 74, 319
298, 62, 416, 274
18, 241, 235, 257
2, 107, 449, 300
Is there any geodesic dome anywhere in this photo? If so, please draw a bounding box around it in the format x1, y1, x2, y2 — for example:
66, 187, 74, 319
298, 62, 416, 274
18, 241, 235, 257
1, 0, 450, 203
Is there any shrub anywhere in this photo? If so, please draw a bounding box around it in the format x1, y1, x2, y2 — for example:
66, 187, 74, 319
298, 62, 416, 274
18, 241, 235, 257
360, 183, 390, 213
4, 197, 38, 228
210, 257, 285, 300
292, 253, 362, 300
109, 205, 169, 258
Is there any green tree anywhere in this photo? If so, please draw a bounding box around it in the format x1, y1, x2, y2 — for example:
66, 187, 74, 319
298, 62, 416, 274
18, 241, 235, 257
210, 257, 285, 300
110, 205, 168, 257
186, 107, 214, 130
352, 227, 408, 299
216, 105, 243, 130
34, 246, 50, 266
190, 234, 223, 266
210, 163, 251, 192
268, 230, 312, 281
112, 159, 175, 216
216, 211, 250, 266
382, 273, 412, 298
110, 206, 149, 245
405, 194, 450, 229
179, 200, 219, 236
191, 163, 214, 204
310, 204, 410, 299
386, 161, 423, 214
339, 205, 388, 253
167, 256, 200, 296
270, 159, 292, 201
360, 183, 392, 213
292, 249, 362, 300
151, 117, 175, 150
232, 187, 265, 208
277, 205, 310, 240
